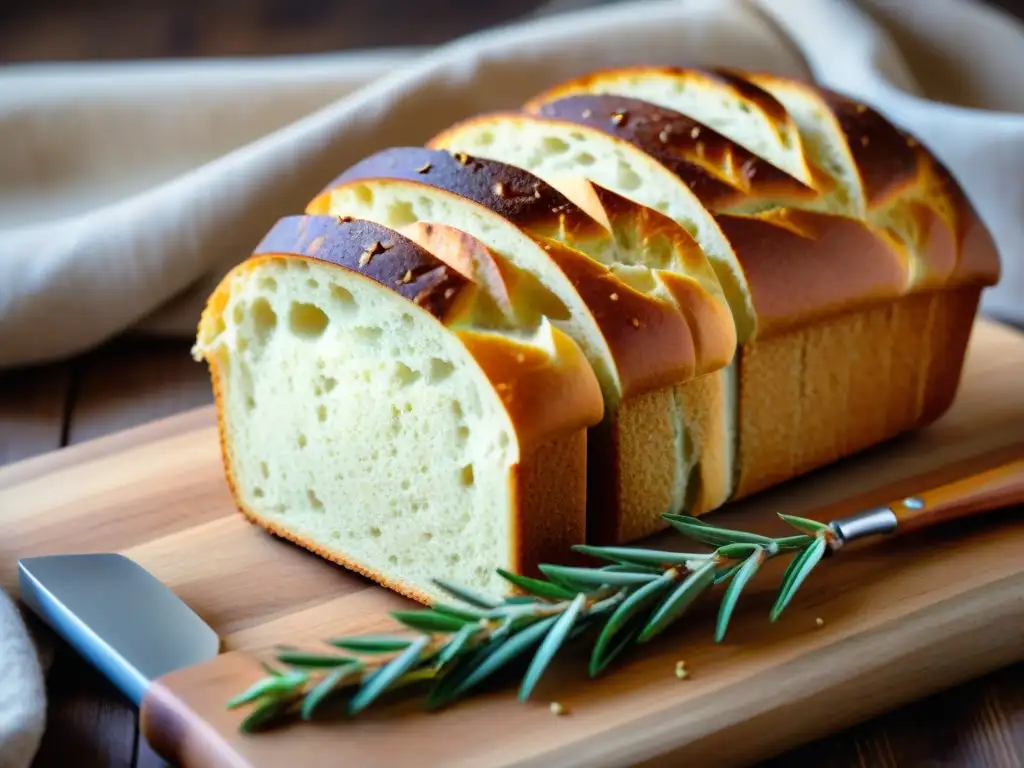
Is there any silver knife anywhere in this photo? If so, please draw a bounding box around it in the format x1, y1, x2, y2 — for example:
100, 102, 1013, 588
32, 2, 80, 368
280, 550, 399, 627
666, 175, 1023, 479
17, 553, 220, 710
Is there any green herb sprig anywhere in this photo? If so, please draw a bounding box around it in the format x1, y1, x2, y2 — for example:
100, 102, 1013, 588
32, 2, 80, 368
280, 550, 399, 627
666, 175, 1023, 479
227, 513, 835, 731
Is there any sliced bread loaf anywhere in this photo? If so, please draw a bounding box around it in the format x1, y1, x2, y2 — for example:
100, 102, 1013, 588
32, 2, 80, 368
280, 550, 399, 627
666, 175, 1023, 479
307, 171, 732, 541
191, 215, 603, 603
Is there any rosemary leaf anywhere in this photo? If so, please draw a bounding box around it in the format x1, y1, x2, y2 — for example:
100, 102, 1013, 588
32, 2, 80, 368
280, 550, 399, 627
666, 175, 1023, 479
328, 635, 414, 653
638, 561, 717, 644
778, 513, 831, 534
226, 671, 308, 709
539, 564, 663, 588
770, 536, 827, 622
390, 609, 469, 634
435, 623, 483, 667
572, 545, 711, 567
432, 603, 488, 622
600, 563, 665, 575
300, 663, 364, 720
502, 596, 542, 605
774, 534, 815, 551
348, 636, 430, 715
239, 696, 296, 733
496, 568, 577, 601
714, 562, 744, 584
275, 651, 360, 668
663, 515, 776, 547
715, 542, 759, 560
715, 548, 764, 642
589, 622, 643, 677
451, 615, 560, 699
518, 593, 587, 701
590, 572, 675, 675
431, 578, 501, 610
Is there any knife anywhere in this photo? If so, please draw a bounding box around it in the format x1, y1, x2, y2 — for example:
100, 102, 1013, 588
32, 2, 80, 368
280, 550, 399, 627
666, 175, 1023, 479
17, 553, 220, 710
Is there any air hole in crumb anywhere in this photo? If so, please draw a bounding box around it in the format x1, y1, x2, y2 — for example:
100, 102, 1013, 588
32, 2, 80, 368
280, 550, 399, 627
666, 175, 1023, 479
260, 462, 269, 479
232, 303, 245, 325
393, 362, 421, 387
320, 376, 338, 393
237, 338, 249, 353
331, 530, 341, 540
574, 152, 596, 166
329, 283, 355, 310
460, 464, 475, 486
245, 396, 256, 410
307, 488, 324, 510
251, 297, 277, 342
260, 276, 278, 292
353, 184, 374, 205
498, 432, 510, 448
428, 357, 455, 383
400, 479, 410, 490
316, 405, 328, 423
297, 433, 307, 448
288, 302, 329, 339
541, 136, 570, 154
457, 426, 470, 443
448, 554, 461, 564
306, 278, 319, 289
421, 532, 433, 542
401, 313, 414, 329
403, 402, 413, 413
370, 526, 382, 538
475, 130, 495, 146
353, 326, 384, 344
253, 487, 264, 498
451, 400, 464, 419
388, 555, 399, 565
616, 161, 642, 191
386, 200, 417, 228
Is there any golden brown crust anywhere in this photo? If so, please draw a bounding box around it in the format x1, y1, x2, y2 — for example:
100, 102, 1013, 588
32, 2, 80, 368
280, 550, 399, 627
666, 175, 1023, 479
510, 428, 589, 580
457, 324, 603, 449
715, 209, 909, 340
525, 64, 795, 132
253, 215, 468, 321
315, 146, 609, 244
526, 94, 817, 211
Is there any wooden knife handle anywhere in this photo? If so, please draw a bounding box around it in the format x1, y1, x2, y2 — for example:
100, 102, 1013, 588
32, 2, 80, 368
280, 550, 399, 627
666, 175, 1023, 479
891, 457, 1024, 535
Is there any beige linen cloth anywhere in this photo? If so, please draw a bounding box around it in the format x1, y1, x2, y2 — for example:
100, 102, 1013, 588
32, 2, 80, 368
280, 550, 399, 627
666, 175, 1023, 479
1, 0, 1022, 763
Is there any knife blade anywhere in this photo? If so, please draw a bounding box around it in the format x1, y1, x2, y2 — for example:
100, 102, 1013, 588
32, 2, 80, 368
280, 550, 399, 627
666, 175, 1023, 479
17, 553, 220, 708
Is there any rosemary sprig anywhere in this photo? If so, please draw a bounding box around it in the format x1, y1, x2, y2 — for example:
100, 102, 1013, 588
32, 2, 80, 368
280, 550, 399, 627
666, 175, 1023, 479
226, 512, 836, 731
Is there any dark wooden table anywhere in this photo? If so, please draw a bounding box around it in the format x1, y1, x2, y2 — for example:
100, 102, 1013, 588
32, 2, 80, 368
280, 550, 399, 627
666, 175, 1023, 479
2, 0, 1023, 766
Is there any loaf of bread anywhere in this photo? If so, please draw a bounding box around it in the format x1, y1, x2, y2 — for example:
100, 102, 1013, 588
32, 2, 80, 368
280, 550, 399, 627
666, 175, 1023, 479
192, 66, 1001, 603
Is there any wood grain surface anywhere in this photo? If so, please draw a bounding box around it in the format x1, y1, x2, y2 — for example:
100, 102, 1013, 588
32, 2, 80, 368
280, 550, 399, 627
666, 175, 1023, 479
2, 319, 1023, 767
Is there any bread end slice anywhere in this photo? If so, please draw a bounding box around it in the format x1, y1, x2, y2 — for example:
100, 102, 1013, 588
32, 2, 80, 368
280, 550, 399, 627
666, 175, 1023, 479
193, 215, 602, 603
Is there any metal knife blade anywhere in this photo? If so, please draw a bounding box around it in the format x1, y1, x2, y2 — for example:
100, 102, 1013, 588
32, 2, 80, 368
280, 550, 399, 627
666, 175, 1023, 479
18, 553, 220, 707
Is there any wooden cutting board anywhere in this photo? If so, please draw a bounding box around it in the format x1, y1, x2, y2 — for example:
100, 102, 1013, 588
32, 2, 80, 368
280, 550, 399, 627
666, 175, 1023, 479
2, 318, 1023, 768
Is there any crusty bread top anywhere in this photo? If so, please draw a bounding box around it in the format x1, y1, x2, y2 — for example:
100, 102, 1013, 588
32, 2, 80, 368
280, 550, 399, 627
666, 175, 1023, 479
243, 214, 604, 445
315, 146, 610, 246
717, 209, 908, 338
253, 215, 468, 322
527, 94, 818, 212
523, 65, 814, 185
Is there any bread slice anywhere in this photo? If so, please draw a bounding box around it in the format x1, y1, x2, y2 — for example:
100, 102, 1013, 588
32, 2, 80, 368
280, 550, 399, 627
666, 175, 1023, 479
522, 66, 814, 186
191, 214, 603, 604
427, 115, 755, 342
307, 171, 732, 541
